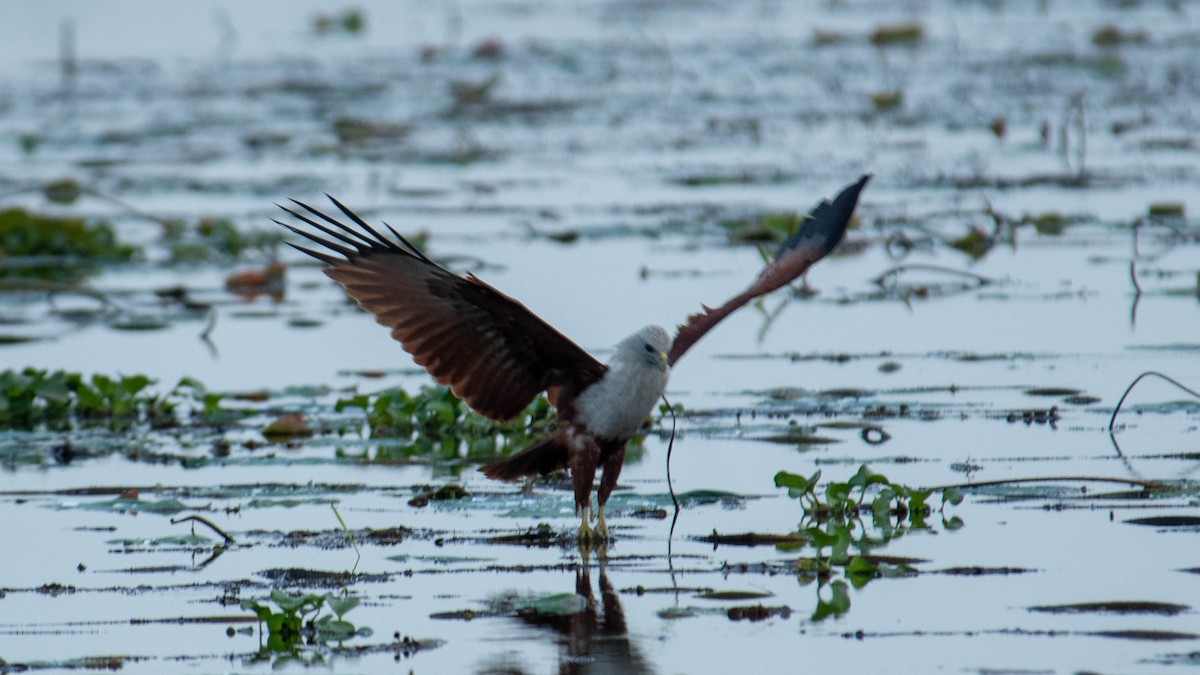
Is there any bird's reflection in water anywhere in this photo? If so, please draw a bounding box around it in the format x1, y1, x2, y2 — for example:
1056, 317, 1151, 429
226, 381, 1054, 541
480, 544, 654, 675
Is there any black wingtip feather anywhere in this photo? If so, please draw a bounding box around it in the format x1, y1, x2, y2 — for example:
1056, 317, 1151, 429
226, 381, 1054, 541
288, 198, 381, 250
280, 221, 358, 260
775, 173, 871, 259
277, 194, 439, 265
285, 241, 342, 266
272, 213, 366, 254
383, 221, 432, 263
324, 194, 399, 251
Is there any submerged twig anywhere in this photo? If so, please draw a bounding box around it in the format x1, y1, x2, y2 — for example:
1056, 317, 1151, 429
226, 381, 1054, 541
873, 264, 992, 289
1109, 371, 1200, 432
170, 514, 235, 545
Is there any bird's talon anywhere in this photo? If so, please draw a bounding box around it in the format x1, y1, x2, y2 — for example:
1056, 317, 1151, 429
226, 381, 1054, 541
578, 506, 594, 542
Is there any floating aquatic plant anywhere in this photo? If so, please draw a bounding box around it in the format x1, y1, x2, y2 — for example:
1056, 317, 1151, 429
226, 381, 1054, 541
0, 208, 136, 263
0, 369, 234, 430
336, 385, 557, 456
241, 589, 371, 653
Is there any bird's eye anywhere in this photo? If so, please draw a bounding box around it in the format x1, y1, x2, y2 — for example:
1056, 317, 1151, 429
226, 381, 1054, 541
644, 343, 654, 352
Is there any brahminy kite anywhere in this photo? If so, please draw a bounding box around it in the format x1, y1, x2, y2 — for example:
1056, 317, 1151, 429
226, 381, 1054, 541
278, 175, 869, 540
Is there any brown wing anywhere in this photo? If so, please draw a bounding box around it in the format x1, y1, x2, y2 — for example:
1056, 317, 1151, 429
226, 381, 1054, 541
667, 175, 870, 366
277, 196, 607, 421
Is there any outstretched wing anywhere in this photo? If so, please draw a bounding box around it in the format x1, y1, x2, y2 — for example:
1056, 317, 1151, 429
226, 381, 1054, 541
667, 174, 870, 366
278, 196, 607, 421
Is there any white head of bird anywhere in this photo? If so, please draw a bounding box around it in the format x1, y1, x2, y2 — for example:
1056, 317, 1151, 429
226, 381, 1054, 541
574, 325, 672, 441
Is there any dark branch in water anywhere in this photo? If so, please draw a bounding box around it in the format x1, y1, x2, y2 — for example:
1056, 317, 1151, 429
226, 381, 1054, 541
171, 514, 236, 545
1108, 371, 1200, 432
873, 264, 992, 289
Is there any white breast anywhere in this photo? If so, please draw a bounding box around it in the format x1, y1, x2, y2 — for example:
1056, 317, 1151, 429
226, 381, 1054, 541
574, 360, 670, 440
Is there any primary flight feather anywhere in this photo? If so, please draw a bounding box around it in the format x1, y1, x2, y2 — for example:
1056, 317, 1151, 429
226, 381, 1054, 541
279, 174, 870, 541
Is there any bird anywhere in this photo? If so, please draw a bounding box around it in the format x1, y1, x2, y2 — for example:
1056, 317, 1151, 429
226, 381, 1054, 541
276, 175, 870, 541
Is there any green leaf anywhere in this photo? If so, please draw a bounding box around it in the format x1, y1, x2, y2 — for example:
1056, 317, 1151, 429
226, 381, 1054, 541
321, 619, 357, 640
805, 526, 840, 549
120, 374, 153, 396
327, 594, 360, 619
846, 555, 878, 587
270, 589, 308, 613
847, 556, 877, 575
774, 470, 809, 490
908, 489, 932, 511
826, 522, 851, 563
201, 393, 224, 414
826, 482, 852, 504
335, 394, 371, 412
240, 598, 273, 621
871, 491, 895, 526
848, 464, 887, 489
174, 376, 205, 392
811, 580, 851, 621
34, 376, 72, 404
774, 469, 820, 492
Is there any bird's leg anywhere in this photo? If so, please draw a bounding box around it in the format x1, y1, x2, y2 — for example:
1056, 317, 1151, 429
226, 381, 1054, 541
578, 503, 594, 543
596, 506, 608, 540
568, 431, 601, 543
595, 442, 627, 542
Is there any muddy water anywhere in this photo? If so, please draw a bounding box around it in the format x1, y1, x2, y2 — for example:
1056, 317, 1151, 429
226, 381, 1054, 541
2, 1, 1199, 673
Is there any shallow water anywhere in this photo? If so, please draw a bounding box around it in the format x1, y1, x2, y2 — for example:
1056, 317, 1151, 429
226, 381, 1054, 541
2, 1, 1199, 673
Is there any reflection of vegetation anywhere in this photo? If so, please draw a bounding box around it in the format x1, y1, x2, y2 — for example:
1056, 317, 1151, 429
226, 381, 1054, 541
774, 465, 963, 620
242, 589, 371, 656
336, 386, 557, 458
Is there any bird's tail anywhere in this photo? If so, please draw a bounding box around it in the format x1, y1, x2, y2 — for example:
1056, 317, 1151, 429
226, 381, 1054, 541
480, 432, 568, 481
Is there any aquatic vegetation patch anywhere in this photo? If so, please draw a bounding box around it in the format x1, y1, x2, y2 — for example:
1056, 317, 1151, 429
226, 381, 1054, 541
773, 465, 962, 568
312, 8, 366, 35
241, 589, 371, 654
165, 217, 281, 263
336, 385, 558, 455
0, 368, 175, 430
0, 369, 252, 433
0, 208, 135, 260
0, 209, 138, 282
